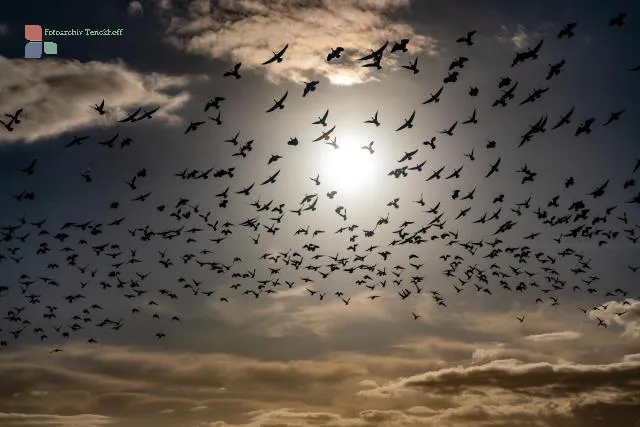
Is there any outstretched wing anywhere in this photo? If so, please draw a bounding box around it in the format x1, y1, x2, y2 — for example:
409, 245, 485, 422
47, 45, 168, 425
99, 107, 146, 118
358, 41, 388, 61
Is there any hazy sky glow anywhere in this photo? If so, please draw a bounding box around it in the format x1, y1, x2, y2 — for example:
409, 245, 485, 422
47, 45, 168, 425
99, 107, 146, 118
1, 1, 640, 427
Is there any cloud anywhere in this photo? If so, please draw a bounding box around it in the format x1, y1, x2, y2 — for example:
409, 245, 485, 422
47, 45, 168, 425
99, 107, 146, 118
156, 0, 439, 85
360, 357, 640, 398
211, 292, 400, 337
623, 353, 640, 363
127, 0, 144, 15
496, 24, 533, 49
2, 345, 640, 427
0, 56, 194, 143
0, 23, 8, 36
0, 413, 113, 427
524, 331, 582, 342
0, 345, 365, 415
588, 299, 640, 338
355, 357, 640, 426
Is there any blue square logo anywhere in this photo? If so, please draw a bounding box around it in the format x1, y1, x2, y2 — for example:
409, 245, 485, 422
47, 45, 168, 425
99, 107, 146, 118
25, 41, 42, 59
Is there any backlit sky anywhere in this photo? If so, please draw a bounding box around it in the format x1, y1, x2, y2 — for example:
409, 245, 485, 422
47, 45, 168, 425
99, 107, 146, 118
1, 1, 640, 426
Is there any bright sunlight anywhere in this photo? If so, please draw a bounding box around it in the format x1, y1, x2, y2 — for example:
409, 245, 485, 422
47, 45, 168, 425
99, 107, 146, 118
319, 132, 379, 194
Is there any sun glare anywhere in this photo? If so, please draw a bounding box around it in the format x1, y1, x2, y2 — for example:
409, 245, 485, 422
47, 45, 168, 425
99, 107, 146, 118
327, 73, 358, 86
319, 133, 379, 194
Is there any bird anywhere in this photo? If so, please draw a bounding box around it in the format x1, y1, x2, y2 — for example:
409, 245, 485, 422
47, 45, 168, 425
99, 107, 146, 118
391, 38, 410, 53
118, 108, 141, 122
205, 97, 225, 111
457, 30, 477, 45
396, 111, 415, 131
18, 159, 38, 175
312, 110, 329, 126
423, 86, 443, 104
361, 141, 374, 154
266, 91, 288, 113
358, 41, 388, 63
558, 22, 577, 38
184, 121, 205, 134
262, 44, 289, 65
486, 158, 501, 177
312, 126, 336, 142
609, 12, 626, 27
575, 118, 595, 136
603, 109, 626, 126
303, 80, 320, 97
223, 62, 242, 79
327, 47, 344, 62
365, 111, 381, 126
401, 57, 419, 74
91, 99, 106, 115
546, 59, 565, 80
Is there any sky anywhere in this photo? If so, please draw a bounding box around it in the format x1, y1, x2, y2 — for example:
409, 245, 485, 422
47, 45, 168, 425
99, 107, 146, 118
1, 0, 640, 426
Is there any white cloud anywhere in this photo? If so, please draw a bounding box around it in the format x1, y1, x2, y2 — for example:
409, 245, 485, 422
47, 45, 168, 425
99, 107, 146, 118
588, 299, 640, 338
359, 357, 640, 399
156, 0, 439, 85
623, 353, 640, 363
524, 331, 582, 342
0, 56, 195, 143
496, 24, 530, 49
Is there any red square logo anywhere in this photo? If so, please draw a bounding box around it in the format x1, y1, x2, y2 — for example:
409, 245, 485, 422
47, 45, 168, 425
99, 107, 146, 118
25, 24, 42, 41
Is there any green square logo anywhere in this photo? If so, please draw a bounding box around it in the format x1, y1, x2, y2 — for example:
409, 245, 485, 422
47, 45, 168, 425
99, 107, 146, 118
43, 41, 57, 54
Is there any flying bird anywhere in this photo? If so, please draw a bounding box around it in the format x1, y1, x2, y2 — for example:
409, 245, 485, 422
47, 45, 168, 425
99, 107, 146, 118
361, 141, 374, 154
423, 86, 444, 104
260, 170, 281, 185
18, 159, 38, 175
457, 30, 477, 45
401, 56, 419, 74
558, 22, 577, 38
91, 99, 106, 115
262, 44, 289, 65
327, 47, 344, 62
266, 91, 288, 113
303, 81, 320, 97
223, 62, 242, 79
603, 109, 626, 126
365, 111, 381, 126
184, 121, 205, 134
391, 38, 410, 53
312, 126, 336, 142
313, 110, 329, 126
358, 41, 388, 62
609, 12, 626, 27
395, 111, 416, 131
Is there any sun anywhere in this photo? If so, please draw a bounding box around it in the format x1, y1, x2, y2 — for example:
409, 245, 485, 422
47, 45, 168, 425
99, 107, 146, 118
319, 133, 379, 194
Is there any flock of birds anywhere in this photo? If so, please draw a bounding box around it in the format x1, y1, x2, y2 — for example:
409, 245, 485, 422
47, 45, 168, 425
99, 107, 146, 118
1, 12, 640, 353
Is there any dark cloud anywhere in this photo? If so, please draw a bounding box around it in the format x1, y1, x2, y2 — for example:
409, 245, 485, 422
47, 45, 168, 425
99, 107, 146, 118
0, 412, 113, 427
0, 56, 193, 143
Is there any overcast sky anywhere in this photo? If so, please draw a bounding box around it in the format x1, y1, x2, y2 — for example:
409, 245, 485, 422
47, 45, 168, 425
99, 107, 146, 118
1, 1, 640, 427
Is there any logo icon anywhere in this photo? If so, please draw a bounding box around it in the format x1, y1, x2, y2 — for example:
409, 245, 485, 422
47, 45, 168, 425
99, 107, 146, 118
25, 25, 57, 58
